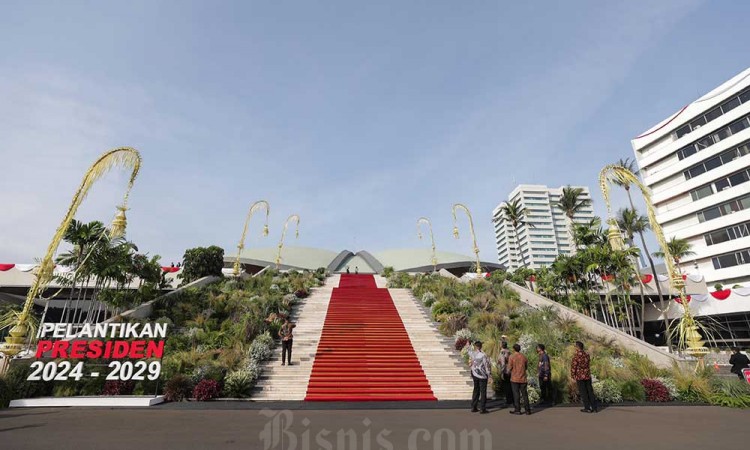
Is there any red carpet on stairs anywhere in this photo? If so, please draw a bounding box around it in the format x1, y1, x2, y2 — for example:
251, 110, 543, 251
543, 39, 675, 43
305, 274, 436, 401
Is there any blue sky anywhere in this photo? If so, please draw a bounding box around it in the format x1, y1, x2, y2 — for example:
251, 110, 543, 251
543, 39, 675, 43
0, 0, 748, 265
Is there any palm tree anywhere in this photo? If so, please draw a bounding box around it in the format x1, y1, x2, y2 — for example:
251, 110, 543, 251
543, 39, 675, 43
56, 220, 107, 323
573, 217, 606, 248
653, 237, 696, 273
496, 198, 533, 271
554, 186, 591, 254
616, 207, 650, 338
612, 157, 671, 350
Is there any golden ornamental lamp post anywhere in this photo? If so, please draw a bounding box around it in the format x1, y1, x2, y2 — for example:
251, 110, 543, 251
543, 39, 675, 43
0, 148, 142, 358
233, 200, 270, 277
416, 217, 438, 272
276, 214, 300, 270
599, 164, 707, 358
452, 203, 482, 275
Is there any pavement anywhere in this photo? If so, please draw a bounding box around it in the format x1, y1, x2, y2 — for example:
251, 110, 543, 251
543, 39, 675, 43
0, 403, 747, 449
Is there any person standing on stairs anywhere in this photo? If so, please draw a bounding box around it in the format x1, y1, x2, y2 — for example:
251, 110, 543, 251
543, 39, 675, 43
468, 341, 491, 414
355, 266, 359, 274
279, 317, 296, 366
507, 344, 531, 415
346, 266, 350, 274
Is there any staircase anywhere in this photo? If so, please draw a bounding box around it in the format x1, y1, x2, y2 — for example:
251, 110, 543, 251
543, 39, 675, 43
252, 275, 339, 401
305, 274, 436, 401
254, 274, 473, 402
386, 281, 473, 400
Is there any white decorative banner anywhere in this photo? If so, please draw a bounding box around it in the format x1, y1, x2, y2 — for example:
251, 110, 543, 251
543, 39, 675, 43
656, 274, 669, 282
690, 294, 710, 303
733, 287, 750, 296
15, 264, 37, 272
685, 273, 704, 283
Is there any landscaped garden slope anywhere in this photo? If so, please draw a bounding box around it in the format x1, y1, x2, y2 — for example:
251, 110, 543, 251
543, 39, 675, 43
0, 268, 326, 406
385, 269, 750, 408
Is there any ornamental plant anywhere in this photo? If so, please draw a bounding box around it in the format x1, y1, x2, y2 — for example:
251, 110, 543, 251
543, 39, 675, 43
223, 370, 256, 398
656, 377, 679, 401
102, 380, 135, 396
593, 379, 623, 403
421, 292, 436, 306
193, 379, 221, 401
620, 379, 646, 402
641, 378, 670, 402
163, 374, 192, 402
455, 337, 470, 351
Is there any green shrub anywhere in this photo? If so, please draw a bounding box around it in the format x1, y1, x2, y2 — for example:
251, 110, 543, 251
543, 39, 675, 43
656, 377, 679, 401
527, 386, 540, 404
421, 292, 436, 306
223, 369, 256, 398
164, 374, 192, 402
620, 379, 646, 402
707, 378, 750, 408
593, 379, 623, 403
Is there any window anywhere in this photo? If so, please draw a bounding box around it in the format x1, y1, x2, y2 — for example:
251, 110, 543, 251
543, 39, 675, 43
698, 206, 721, 222
705, 156, 722, 171
678, 145, 697, 160
729, 171, 750, 187
690, 116, 707, 130
676, 124, 691, 139
741, 91, 750, 104
724, 97, 741, 112
715, 178, 730, 192
691, 185, 714, 201
705, 107, 722, 122
730, 118, 749, 135
706, 229, 731, 246
712, 248, 750, 270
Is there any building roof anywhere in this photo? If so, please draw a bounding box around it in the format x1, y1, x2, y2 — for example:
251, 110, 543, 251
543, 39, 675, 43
231, 246, 503, 273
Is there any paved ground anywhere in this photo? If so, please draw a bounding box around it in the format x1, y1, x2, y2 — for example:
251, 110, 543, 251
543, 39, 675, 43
1, 403, 747, 449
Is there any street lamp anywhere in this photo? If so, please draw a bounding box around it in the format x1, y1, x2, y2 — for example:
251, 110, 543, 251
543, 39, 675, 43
417, 217, 438, 273
276, 214, 300, 270
451, 203, 482, 275
233, 200, 269, 276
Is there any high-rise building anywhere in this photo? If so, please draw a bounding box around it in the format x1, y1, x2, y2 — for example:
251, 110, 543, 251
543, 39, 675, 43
632, 68, 750, 287
493, 184, 594, 271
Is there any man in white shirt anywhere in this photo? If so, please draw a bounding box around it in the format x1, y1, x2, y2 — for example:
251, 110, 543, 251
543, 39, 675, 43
467, 340, 491, 414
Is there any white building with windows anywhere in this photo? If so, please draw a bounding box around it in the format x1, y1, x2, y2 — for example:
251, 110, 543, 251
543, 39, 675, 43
632, 68, 750, 287
492, 184, 594, 271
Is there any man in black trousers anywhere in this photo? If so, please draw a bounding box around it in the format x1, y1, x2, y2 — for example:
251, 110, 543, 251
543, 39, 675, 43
571, 341, 598, 413
467, 340, 491, 414
279, 317, 296, 366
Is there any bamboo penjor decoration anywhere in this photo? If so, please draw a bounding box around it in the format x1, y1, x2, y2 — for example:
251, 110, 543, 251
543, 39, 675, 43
233, 200, 270, 276
417, 217, 438, 272
276, 214, 300, 270
0, 148, 142, 357
452, 204, 482, 275
599, 164, 706, 356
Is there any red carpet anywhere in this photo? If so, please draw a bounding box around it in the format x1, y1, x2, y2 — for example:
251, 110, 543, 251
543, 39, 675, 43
305, 274, 436, 401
